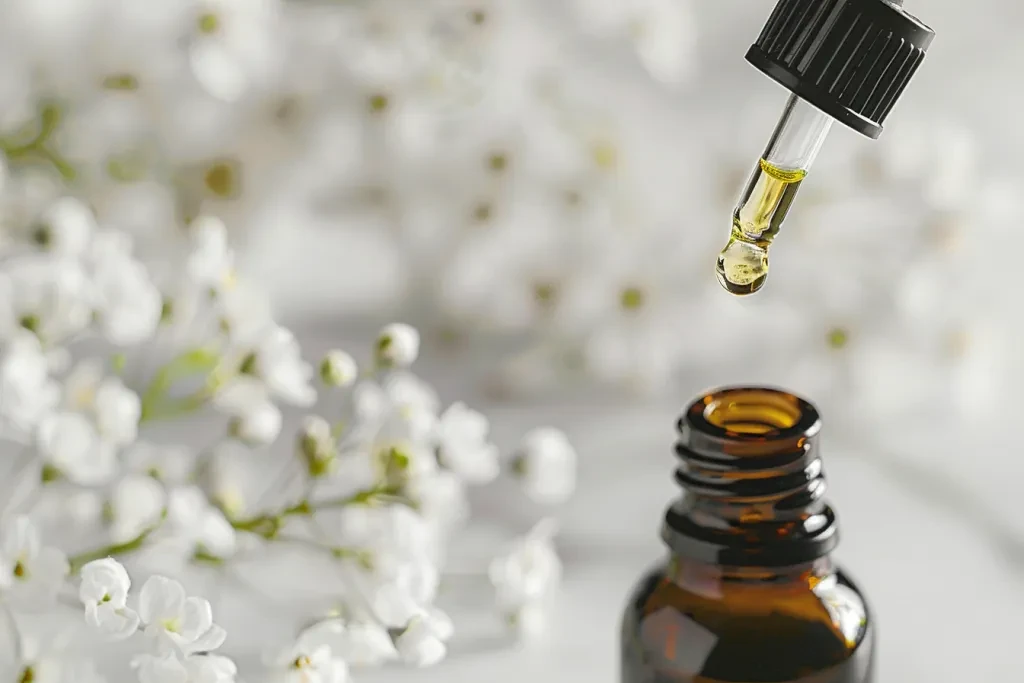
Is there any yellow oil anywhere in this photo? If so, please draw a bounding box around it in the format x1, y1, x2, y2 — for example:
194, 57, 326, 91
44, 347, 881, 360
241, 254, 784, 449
716, 159, 805, 295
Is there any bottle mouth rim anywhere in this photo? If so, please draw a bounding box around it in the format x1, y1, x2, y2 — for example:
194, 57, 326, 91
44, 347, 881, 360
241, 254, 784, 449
686, 386, 821, 442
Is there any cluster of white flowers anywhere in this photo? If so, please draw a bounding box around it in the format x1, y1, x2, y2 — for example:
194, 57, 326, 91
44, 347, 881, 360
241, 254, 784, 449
79, 561, 234, 679
0, 177, 578, 679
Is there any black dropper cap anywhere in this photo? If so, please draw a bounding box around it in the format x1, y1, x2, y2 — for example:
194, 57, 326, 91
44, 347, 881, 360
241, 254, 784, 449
745, 0, 935, 139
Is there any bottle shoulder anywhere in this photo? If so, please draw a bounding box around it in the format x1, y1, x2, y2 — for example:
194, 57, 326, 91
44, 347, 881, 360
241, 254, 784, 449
621, 560, 873, 683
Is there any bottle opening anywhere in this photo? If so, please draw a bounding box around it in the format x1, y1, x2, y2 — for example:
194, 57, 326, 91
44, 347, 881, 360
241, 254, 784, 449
687, 387, 820, 444
703, 389, 801, 434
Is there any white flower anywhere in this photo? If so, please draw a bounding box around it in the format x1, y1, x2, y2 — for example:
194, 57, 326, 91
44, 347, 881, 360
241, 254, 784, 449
320, 350, 357, 388
394, 610, 451, 667
138, 576, 227, 655
352, 372, 439, 443
185, 216, 234, 292
87, 239, 162, 345
189, 0, 280, 102
229, 398, 281, 445
108, 474, 166, 544
79, 558, 141, 641
0, 332, 59, 433
166, 487, 237, 559
506, 602, 548, 642
299, 619, 397, 668
0, 255, 91, 344
61, 363, 140, 447
94, 377, 141, 446
63, 359, 104, 411
0, 515, 69, 605
374, 323, 420, 368
220, 324, 315, 408
268, 640, 349, 683
134, 652, 186, 683
34, 197, 95, 256
406, 470, 468, 529
435, 402, 500, 484
36, 412, 117, 485
134, 652, 238, 683
12, 634, 70, 683
299, 415, 336, 477
514, 428, 577, 505
369, 576, 429, 630
489, 518, 562, 612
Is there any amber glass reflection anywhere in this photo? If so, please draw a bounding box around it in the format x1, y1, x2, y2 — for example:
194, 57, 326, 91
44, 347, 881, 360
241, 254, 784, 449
621, 558, 872, 683
620, 387, 874, 683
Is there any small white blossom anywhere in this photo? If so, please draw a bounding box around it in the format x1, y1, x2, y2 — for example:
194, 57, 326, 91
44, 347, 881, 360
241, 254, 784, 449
406, 470, 469, 529
229, 399, 282, 445
108, 474, 166, 543
514, 427, 577, 505
36, 412, 117, 485
320, 350, 357, 388
369, 577, 429, 630
12, 634, 74, 683
395, 610, 451, 667
220, 324, 315, 408
63, 359, 104, 412
0, 515, 69, 605
0, 332, 59, 433
138, 576, 227, 655
489, 519, 562, 621
185, 216, 234, 292
87, 234, 162, 345
507, 601, 548, 641
189, 0, 280, 102
35, 197, 95, 256
0, 255, 91, 344
300, 619, 397, 668
353, 372, 439, 442
268, 640, 349, 683
94, 376, 141, 447
299, 415, 336, 477
166, 487, 237, 559
374, 323, 420, 369
79, 558, 141, 641
435, 402, 500, 484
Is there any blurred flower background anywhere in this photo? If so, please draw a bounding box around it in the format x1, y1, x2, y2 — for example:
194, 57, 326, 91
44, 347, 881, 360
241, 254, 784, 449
0, 0, 1022, 681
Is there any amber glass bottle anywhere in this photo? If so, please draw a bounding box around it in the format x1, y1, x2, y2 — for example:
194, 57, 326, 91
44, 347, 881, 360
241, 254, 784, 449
621, 387, 873, 683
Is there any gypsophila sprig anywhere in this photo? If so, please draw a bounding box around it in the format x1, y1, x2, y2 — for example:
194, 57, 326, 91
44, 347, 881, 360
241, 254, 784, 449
0, 1, 611, 673
0, 226, 576, 679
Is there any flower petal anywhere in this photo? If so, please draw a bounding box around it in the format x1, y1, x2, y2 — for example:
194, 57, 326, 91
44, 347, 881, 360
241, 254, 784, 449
1, 516, 39, 561
179, 597, 214, 642
186, 623, 226, 655
139, 575, 186, 625
87, 603, 141, 641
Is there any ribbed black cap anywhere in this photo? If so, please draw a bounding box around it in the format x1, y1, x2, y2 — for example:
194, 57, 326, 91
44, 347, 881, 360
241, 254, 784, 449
746, 0, 935, 139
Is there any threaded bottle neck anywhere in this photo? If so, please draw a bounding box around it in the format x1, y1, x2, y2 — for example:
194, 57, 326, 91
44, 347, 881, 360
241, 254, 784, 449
661, 387, 839, 567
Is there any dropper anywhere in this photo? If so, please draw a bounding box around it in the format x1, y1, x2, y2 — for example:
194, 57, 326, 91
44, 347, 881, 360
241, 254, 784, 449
716, 0, 936, 296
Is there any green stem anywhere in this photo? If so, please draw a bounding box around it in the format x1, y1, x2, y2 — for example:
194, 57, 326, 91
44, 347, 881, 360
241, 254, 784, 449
139, 347, 220, 423
67, 530, 152, 574
229, 486, 404, 540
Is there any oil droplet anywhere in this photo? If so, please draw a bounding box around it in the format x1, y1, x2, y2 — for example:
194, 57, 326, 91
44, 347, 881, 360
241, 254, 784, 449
716, 238, 768, 295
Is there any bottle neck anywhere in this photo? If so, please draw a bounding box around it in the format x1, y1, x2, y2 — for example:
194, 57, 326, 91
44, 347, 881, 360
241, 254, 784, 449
668, 555, 835, 599
662, 388, 839, 567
